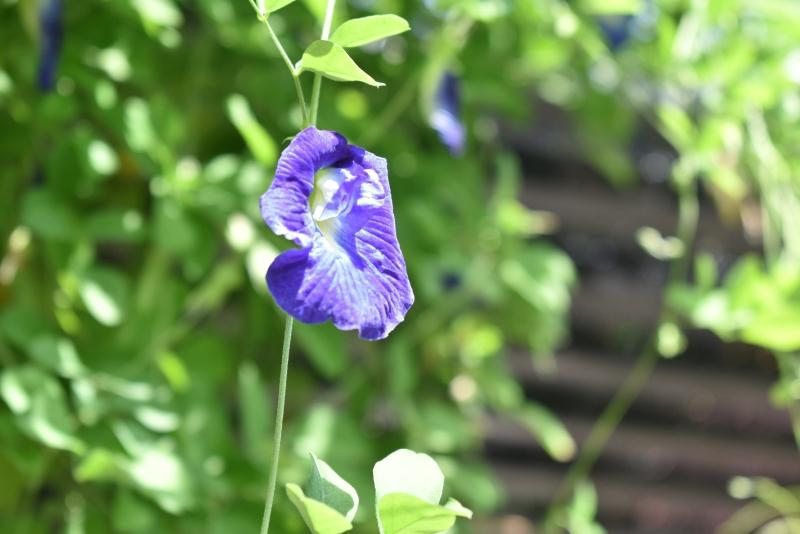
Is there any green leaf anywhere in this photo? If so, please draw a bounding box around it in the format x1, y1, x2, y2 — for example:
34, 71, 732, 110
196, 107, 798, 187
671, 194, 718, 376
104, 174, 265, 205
184, 259, 243, 316
265, 0, 296, 14
131, 0, 183, 29
79, 266, 131, 327
0, 366, 85, 453
286, 483, 353, 534
112, 490, 158, 533
741, 310, 800, 352
124, 98, 158, 154
377, 493, 472, 534
301, 0, 327, 22
87, 139, 119, 176
0, 307, 49, 352
565, 481, 605, 534
307, 454, 359, 521
127, 448, 193, 513
134, 406, 180, 433
75, 449, 126, 482
85, 209, 146, 243
656, 321, 687, 358
299, 41, 384, 87
22, 190, 80, 242
28, 335, 87, 378
226, 94, 278, 165
510, 403, 575, 462
373, 449, 443, 505
330, 15, 410, 48
658, 104, 694, 149
443, 498, 473, 519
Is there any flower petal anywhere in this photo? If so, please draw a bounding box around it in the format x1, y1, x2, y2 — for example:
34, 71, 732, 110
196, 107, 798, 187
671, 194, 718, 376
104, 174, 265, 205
266, 149, 413, 340
260, 127, 350, 247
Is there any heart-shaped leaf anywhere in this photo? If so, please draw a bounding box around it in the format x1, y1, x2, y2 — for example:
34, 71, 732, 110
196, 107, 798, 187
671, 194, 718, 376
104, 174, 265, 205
377, 493, 472, 534
373, 449, 443, 505
299, 41, 384, 87
286, 483, 353, 534
330, 15, 410, 48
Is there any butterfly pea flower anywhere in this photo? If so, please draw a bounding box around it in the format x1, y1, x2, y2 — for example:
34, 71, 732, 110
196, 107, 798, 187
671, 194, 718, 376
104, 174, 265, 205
37, 0, 63, 92
429, 71, 465, 156
260, 127, 414, 340
597, 1, 657, 52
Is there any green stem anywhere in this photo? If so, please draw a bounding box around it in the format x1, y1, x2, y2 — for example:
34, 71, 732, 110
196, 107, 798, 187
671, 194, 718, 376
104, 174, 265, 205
267, 22, 309, 124
262, 19, 309, 125
248, 0, 309, 124
544, 342, 660, 532
776, 354, 800, 449
308, 0, 337, 126
260, 315, 294, 534
542, 184, 699, 533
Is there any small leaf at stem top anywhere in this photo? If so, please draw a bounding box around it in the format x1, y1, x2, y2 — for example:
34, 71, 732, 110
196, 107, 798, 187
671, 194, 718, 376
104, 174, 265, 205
299, 40, 384, 87
264, 0, 296, 15
330, 15, 410, 48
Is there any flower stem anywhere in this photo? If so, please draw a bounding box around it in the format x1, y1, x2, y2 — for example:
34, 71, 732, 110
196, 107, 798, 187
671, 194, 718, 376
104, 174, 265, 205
259, 315, 294, 534
264, 20, 309, 125
542, 342, 659, 533
308, 0, 337, 126
248, 0, 309, 124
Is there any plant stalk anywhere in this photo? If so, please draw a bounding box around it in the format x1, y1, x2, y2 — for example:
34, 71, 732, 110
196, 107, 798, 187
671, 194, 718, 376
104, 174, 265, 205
259, 315, 294, 534
308, 0, 337, 126
264, 21, 309, 125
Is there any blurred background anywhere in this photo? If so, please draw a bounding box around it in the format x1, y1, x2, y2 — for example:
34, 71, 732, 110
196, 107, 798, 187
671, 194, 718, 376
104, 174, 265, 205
2, 0, 800, 532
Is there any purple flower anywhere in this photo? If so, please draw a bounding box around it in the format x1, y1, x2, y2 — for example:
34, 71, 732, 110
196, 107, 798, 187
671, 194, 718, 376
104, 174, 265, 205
430, 72, 465, 156
597, 1, 657, 52
597, 15, 634, 51
37, 0, 63, 92
260, 127, 414, 340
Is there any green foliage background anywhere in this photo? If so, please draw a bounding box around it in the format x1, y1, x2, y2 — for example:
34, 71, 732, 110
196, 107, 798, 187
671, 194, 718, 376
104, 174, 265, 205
1, 0, 800, 532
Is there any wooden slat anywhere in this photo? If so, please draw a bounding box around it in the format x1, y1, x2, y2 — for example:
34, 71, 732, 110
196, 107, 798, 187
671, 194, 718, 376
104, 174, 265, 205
486, 414, 800, 483
488, 103, 797, 532
508, 350, 793, 437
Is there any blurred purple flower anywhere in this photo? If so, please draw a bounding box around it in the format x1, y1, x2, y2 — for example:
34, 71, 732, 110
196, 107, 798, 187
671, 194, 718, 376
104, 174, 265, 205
430, 71, 465, 156
598, 15, 634, 51
37, 0, 63, 92
260, 127, 414, 340
597, 1, 657, 52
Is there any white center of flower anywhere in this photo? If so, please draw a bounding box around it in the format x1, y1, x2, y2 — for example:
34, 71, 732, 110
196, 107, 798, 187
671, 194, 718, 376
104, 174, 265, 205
309, 165, 385, 248
310, 167, 354, 245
